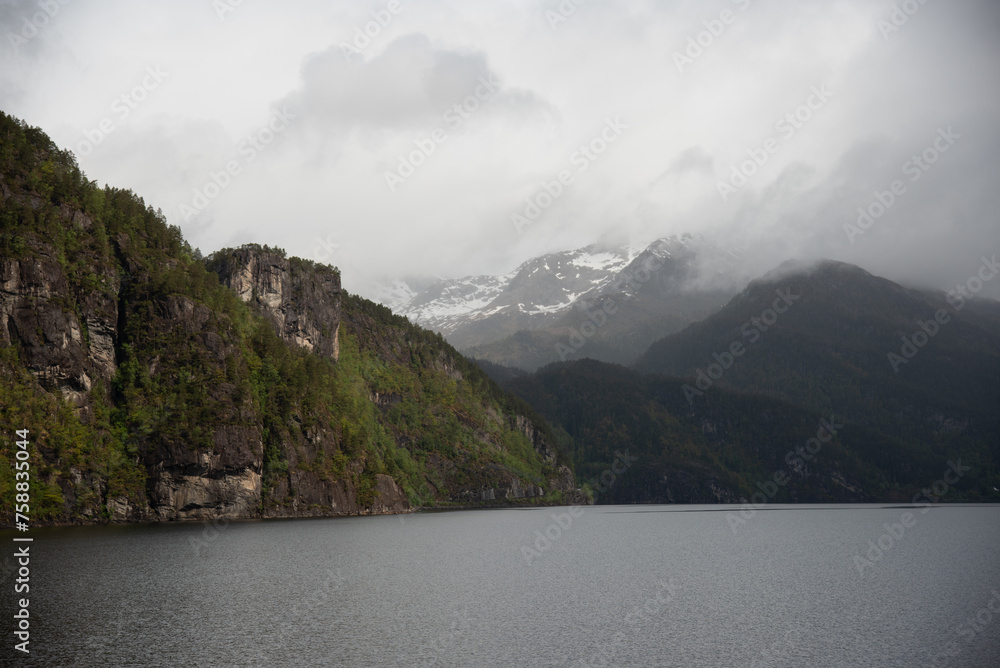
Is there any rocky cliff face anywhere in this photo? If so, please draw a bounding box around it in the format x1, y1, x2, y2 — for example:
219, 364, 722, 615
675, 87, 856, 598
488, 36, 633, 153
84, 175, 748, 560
122, 246, 410, 522
1, 249, 118, 407
207, 248, 341, 360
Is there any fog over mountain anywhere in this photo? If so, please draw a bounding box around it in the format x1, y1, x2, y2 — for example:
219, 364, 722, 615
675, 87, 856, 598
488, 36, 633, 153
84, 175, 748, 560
2, 0, 997, 300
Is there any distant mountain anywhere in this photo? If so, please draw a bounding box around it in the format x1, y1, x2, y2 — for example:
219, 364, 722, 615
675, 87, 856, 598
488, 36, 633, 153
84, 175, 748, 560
635, 260, 1000, 468
501, 259, 1000, 504
385, 236, 737, 369
494, 259, 1000, 505
466, 238, 734, 369
386, 241, 639, 348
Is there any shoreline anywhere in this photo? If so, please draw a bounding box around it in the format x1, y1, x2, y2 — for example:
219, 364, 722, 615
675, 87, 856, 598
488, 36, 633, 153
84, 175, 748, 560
6, 498, 999, 531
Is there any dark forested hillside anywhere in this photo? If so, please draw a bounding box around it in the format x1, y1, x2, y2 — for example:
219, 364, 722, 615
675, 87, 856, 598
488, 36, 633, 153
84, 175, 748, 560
635, 260, 1000, 469
500, 261, 1000, 505
0, 112, 578, 525
506, 359, 1000, 504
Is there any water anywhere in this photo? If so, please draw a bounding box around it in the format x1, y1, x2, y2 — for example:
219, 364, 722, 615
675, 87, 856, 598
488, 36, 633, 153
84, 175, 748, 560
3, 504, 998, 667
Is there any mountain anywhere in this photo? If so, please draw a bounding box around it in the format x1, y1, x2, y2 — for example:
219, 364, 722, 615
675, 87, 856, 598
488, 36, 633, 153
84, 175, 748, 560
500, 260, 1000, 505
388, 236, 736, 369
466, 238, 735, 369
388, 241, 638, 348
635, 259, 1000, 478
0, 111, 580, 525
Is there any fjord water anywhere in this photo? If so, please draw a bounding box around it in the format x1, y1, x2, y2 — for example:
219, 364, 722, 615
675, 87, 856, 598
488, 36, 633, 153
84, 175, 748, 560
8, 505, 999, 667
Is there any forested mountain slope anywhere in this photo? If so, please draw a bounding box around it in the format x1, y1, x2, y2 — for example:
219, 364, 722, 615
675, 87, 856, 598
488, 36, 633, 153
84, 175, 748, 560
0, 112, 578, 525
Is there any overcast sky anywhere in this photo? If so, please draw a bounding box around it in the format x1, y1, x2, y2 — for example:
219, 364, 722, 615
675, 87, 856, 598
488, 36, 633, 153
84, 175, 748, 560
2, 0, 998, 299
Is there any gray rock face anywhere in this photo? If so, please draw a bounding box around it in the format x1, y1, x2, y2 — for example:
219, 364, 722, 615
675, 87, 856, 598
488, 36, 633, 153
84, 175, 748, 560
208, 248, 342, 360
1, 255, 118, 404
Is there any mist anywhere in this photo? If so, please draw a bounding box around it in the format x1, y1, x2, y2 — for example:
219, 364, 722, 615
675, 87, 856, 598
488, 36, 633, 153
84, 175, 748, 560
2, 0, 997, 299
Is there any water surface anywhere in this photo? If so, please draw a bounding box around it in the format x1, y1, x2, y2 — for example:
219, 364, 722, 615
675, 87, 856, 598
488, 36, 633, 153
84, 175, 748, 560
4, 504, 998, 667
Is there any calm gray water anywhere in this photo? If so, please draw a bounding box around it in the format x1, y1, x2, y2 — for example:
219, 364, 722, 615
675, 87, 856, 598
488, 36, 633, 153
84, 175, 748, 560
2, 504, 998, 667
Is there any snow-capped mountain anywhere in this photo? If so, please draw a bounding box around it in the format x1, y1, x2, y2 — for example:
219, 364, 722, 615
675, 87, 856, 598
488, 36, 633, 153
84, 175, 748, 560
369, 279, 418, 314
400, 271, 515, 337
377, 235, 736, 355
381, 242, 644, 349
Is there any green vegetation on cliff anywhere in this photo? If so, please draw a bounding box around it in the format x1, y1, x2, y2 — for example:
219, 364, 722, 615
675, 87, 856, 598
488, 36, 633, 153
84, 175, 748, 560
0, 112, 573, 524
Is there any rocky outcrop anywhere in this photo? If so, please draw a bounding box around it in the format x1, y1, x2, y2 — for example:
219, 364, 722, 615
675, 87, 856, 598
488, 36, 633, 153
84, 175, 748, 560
1, 253, 118, 407
2, 236, 378, 522
511, 414, 559, 464
368, 474, 410, 514
207, 247, 341, 360
151, 468, 261, 521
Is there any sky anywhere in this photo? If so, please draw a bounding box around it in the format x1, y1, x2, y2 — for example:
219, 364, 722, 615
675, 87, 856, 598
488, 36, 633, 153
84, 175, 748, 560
1, 0, 998, 300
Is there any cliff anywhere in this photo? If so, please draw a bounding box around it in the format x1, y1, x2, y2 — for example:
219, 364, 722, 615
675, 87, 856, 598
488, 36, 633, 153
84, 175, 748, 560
0, 111, 582, 526
206, 247, 341, 360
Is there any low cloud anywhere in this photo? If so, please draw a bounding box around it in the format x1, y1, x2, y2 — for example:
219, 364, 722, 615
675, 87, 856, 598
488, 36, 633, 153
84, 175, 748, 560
0, 0, 997, 301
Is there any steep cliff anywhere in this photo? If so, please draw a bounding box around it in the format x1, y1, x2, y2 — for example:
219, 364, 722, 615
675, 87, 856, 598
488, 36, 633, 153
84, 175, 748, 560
0, 111, 581, 526
206, 247, 341, 360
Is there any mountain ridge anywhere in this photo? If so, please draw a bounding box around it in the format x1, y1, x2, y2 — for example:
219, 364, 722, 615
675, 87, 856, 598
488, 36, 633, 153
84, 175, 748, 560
384, 235, 739, 368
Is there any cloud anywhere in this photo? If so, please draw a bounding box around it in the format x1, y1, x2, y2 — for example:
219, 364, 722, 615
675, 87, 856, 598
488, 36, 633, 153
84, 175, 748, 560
0, 0, 54, 59
656, 146, 715, 182
0, 0, 997, 301
280, 33, 549, 134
